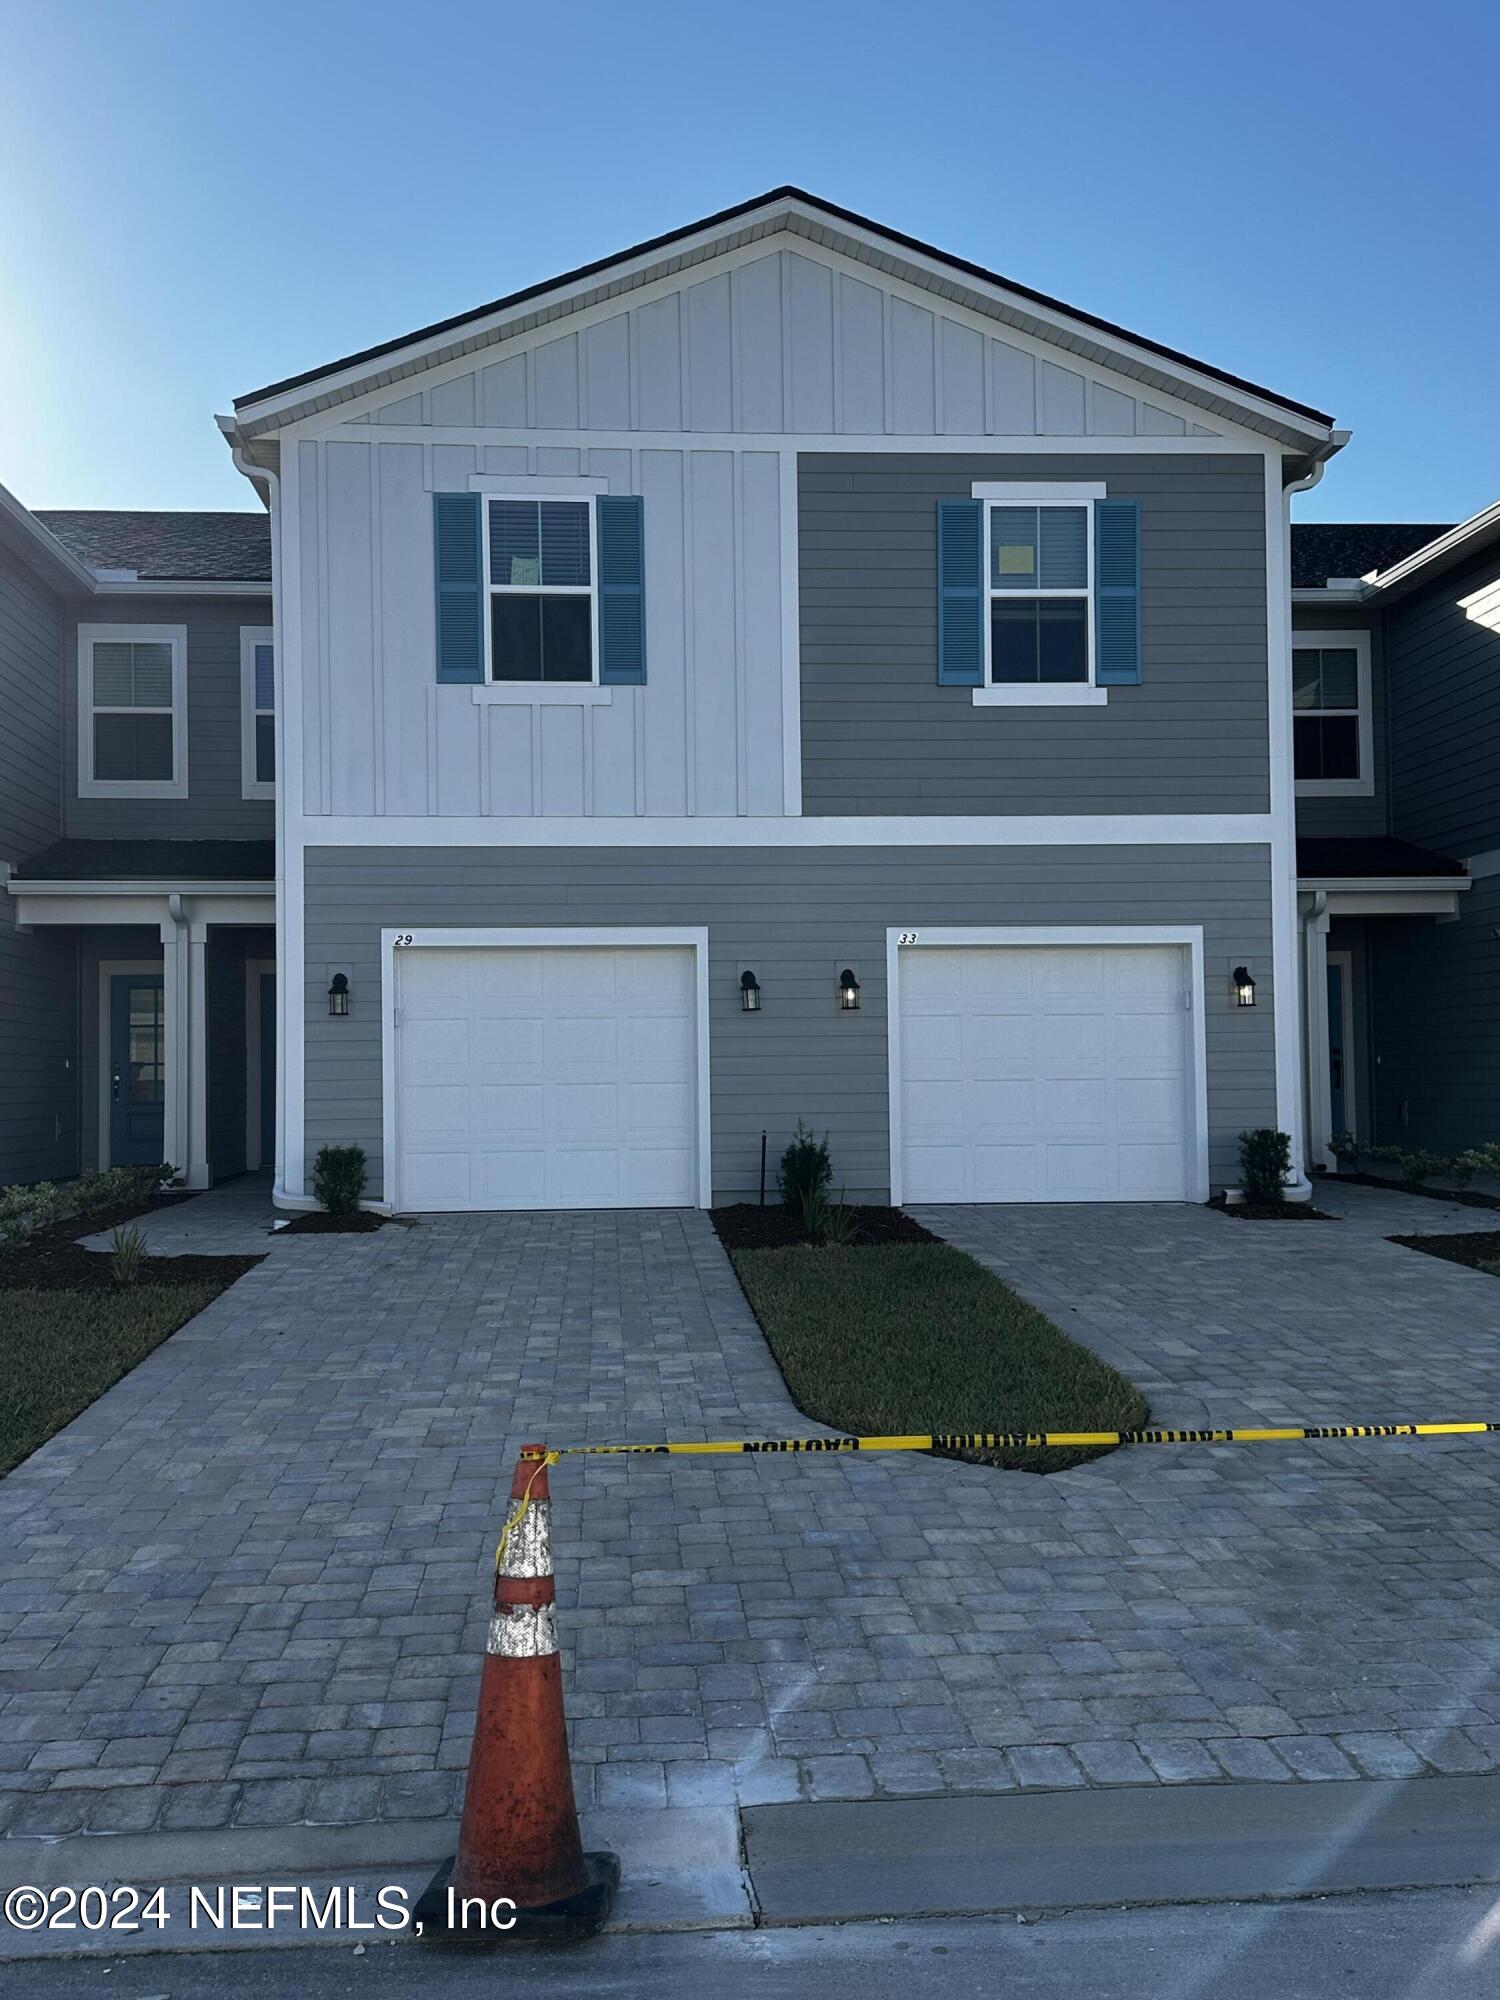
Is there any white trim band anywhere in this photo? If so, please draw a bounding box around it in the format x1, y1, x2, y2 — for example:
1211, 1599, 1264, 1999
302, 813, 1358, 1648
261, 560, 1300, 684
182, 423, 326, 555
487, 1604, 558, 1660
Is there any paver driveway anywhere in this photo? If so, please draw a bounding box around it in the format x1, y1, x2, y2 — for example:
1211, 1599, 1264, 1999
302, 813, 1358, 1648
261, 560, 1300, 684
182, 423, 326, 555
2, 1181, 1500, 1839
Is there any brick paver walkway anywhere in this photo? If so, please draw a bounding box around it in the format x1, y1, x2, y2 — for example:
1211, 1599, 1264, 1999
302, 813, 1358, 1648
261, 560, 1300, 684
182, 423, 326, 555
3, 1182, 1500, 1837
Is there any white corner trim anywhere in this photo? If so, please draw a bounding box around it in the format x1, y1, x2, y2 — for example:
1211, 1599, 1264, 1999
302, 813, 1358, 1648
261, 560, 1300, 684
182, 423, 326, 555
972, 685, 1107, 707
240, 625, 275, 800
1292, 627, 1375, 799
884, 925, 1211, 1207
76, 623, 189, 800
970, 481, 1107, 501
379, 926, 713, 1213
470, 684, 614, 707
466, 474, 610, 496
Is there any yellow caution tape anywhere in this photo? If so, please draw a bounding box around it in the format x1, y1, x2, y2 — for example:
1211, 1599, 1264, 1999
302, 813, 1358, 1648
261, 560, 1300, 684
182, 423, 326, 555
521, 1422, 1500, 1459
493, 1450, 560, 1572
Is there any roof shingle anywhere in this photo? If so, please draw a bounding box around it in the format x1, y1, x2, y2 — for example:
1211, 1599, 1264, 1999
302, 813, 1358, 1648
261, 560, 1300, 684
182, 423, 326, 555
1291, 523, 1449, 589
33, 510, 271, 583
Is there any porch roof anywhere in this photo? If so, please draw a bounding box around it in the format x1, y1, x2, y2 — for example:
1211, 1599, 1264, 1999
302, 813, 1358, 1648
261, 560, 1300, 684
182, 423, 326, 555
1297, 835, 1467, 883
12, 838, 274, 884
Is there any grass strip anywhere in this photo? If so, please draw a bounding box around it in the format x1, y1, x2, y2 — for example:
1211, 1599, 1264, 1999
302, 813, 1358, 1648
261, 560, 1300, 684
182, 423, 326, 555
731, 1241, 1147, 1473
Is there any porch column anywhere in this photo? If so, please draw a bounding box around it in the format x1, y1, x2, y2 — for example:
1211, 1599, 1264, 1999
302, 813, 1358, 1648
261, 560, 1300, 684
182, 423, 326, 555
1302, 892, 1333, 1171
159, 905, 211, 1189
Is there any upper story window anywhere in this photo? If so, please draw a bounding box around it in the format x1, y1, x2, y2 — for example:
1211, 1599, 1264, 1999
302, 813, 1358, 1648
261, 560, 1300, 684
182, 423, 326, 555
987, 502, 1091, 685
1293, 629, 1373, 797
938, 482, 1132, 707
77, 624, 187, 799
486, 499, 595, 683
240, 627, 275, 798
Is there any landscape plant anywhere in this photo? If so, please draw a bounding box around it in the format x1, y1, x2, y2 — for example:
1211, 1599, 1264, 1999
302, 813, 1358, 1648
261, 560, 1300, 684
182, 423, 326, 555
109, 1224, 148, 1287
1239, 1128, 1292, 1205
778, 1122, 832, 1217
312, 1144, 367, 1216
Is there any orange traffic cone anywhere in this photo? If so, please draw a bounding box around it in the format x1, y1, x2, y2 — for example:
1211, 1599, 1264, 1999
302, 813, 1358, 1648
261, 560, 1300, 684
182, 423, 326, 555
415, 1445, 619, 1943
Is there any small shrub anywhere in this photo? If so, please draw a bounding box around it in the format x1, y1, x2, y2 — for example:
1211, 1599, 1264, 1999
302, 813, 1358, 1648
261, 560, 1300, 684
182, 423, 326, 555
1366, 1144, 1405, 1166
778, 1122, 832, 1217
313, 1144, 366, 1216
110, 1224, 148, 1286
1328, 1132, 1360, 1170
1239, 1129, 1292, 1206
1399, 1148, 1448, 1186
0, 1182, 64, 1254
1450, 1151, 1487, 1191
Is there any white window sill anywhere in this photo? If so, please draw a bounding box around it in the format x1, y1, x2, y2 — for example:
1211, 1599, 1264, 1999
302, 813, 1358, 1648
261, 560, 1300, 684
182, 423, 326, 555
469, 685, 615, 707
971, 685, 1108, 708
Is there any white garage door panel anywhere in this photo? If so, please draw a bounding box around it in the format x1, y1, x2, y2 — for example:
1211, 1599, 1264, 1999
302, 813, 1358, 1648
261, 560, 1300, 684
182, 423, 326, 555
899, 944, 1193, 1203
394, 944, 699, 1212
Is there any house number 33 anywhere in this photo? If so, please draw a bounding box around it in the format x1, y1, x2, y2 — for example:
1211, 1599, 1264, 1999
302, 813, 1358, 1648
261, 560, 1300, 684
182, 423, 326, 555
897, 932, 920, 946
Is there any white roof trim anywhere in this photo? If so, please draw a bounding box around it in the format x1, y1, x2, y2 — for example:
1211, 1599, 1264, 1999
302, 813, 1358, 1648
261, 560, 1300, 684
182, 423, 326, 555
1366, 499, 1500, 597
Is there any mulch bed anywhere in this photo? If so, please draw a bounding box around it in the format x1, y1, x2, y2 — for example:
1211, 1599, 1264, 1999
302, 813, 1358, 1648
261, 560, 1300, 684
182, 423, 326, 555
711, 1203, 938, 1251
275, 1209, 388, 1235
1326, 1172, 1500, 1212
1389, 1230, 1500, 1274
1212, 1200, 1337, 1221
0, 1195, 259, 1292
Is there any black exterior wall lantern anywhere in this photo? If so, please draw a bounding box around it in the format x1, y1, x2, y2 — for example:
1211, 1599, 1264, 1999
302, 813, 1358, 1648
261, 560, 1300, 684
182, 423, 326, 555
740, 969, 762, 1012
838, 968, 861, 1012
1232, 965, 1256, 1008
327, 972, 351, 1017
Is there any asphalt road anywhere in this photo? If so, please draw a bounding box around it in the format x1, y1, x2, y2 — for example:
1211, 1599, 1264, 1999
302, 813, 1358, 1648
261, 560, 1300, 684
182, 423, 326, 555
6, 1887, 1500, 2000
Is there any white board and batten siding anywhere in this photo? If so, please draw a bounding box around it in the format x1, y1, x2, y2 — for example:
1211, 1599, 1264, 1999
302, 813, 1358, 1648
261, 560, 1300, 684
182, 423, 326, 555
891, 932, 1209, 1205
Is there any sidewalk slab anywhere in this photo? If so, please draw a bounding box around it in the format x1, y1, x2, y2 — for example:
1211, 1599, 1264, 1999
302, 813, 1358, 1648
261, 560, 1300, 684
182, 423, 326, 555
742, 1775, 1500, 1923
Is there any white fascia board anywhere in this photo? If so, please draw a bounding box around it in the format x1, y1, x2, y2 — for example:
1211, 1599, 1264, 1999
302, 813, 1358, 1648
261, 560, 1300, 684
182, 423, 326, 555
1291, 585, 1370, 607
93, 579, 272, 598
1297, 876, 1471, 895
1366, 500, 1500, 597
237, 197, 1332, 450
0, 479, 98, 592
293, 812, 1275, 848
6, 878, 275, 897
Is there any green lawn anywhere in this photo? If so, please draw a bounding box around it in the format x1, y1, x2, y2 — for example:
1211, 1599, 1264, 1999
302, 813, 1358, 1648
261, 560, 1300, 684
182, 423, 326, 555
732, 1242, 1147, 1473
0, 1285, 219, 1477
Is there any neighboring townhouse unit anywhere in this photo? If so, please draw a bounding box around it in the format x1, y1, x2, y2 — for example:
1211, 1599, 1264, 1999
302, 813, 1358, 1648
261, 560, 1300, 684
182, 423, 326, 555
0, 491, 274, 1188
1293, 505, 1500, 1164
210, 186, 1343, 1213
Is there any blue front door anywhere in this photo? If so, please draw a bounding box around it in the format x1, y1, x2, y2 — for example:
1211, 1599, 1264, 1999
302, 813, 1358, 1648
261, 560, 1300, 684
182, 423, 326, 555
1327, 962, 1347, 1137
109, 974, 166, 1166
258, 972, 276, 1167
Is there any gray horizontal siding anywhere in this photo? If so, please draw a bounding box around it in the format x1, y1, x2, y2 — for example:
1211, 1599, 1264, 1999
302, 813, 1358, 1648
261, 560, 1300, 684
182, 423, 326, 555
798, 452, 1270, 816
303, 842, 1276, 1203
0, 544, 76, 1185
1387, 549, 1500, 855
63, 596, 275, 842
1290, 606, 1387, 841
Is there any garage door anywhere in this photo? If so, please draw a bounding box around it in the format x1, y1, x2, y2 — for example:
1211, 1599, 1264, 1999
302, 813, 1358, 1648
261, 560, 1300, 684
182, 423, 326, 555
897, 943, 1193, 1203
393, 944, 700, 1211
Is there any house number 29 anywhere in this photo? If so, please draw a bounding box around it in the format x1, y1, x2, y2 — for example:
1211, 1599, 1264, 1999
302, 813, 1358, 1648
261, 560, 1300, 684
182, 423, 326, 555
393, 933, 414, 947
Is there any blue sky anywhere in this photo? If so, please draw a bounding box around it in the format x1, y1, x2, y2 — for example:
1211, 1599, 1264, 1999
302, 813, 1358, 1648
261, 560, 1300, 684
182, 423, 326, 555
1, 1, 1495, 523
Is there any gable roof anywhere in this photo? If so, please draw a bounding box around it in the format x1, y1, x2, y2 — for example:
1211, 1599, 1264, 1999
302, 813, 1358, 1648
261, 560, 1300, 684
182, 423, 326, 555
230, 188, 1337, 449
1291, 522, 1450, 588
35, 510, 271, 583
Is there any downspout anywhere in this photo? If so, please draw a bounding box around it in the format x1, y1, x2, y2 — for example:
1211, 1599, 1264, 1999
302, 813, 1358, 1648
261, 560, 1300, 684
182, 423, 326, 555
1279, 455, 1328, 1196
230, 444, 285, 1201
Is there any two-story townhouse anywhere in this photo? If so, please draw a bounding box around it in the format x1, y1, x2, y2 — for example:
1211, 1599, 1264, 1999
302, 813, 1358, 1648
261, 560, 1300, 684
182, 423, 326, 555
204, 187, 1343, 1215
0, 489, 276, 1188
1292, 505, 1500, 1163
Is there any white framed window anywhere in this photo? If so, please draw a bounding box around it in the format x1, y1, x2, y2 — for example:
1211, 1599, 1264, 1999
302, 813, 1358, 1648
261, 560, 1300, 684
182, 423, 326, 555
77, 624, 188, 799
1293, 628, 1374, 797
483, 497, 598, 684
973, 481, 1106, 706
240, 627, 275, 799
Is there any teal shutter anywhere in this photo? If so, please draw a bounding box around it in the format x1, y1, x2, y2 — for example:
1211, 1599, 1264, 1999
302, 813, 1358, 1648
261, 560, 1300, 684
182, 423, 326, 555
937, 499, 984, 686
1094, 499, 1141, 685
433, 493, 483, 683
597, 495, 646, 684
